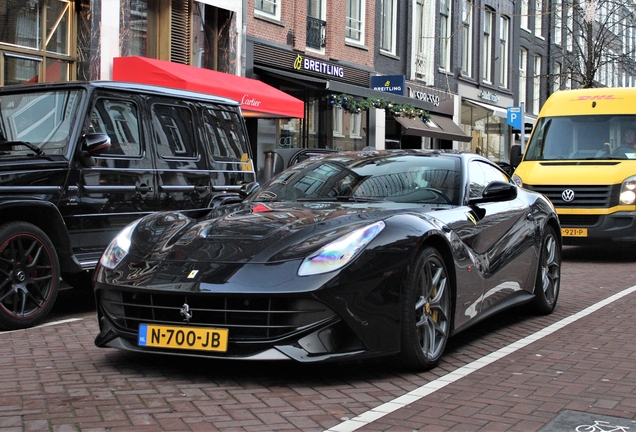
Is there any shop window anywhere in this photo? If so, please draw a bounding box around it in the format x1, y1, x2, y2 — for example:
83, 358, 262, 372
350, 113, 362, 139
333, 106, 344, 137
0, 0, 74, 85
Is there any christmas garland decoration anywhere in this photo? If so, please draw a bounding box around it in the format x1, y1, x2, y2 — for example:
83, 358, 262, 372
327, 93, 431, 121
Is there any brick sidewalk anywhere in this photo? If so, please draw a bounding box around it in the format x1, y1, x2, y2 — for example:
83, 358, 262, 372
0, 246, 634, 431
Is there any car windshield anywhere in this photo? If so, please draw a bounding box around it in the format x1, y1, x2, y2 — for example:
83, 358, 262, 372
524, 114, 636, 161
0, 89, 83, 157
249, 153, 461, 205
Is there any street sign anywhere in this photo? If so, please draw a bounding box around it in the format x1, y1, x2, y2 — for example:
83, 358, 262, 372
507, 106, 522, 130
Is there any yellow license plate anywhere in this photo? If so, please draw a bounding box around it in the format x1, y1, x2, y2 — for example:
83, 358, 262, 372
561, 227, 588, 237
138, 324, 228, 352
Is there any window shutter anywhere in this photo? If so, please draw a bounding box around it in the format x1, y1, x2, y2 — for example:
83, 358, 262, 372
171, 0, 190, 64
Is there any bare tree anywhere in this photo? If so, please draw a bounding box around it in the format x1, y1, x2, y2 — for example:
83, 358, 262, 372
551, 0, 636, 88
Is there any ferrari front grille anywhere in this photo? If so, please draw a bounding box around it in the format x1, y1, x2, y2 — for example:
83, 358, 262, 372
99, 289, 336, 341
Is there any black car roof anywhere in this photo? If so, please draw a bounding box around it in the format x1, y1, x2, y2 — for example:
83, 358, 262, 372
0, 80, 241, 107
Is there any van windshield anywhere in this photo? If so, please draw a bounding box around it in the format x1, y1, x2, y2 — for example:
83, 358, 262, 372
0, 90, 83, 157
524, 115, 636, 161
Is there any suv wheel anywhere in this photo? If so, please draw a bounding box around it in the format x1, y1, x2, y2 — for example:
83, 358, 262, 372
0, 222, 60, 329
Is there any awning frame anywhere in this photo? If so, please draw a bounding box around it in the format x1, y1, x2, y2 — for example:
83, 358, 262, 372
395, 114, 472, 142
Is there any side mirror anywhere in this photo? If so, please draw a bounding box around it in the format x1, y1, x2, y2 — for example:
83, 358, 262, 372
470, 181, 518, 205
239, 181, 260, 199
510, 144, 523, 169
82, 133, 111, 155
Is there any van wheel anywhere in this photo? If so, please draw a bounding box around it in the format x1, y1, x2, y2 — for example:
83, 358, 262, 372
0, 222, 60, 330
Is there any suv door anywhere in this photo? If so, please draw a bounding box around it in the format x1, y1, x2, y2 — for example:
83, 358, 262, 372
73, 93, 156, 266
149, 98, 214, 214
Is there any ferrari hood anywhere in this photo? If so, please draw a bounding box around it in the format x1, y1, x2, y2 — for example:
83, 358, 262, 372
128, 201, 416, 264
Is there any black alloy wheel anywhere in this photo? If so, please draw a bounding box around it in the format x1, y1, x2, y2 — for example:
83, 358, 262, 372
400, 246, 452, 370
0, 222, 60, 329
530, 225, 561, 315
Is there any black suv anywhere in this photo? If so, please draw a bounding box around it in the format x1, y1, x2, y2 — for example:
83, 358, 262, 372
0, 81, 255, 329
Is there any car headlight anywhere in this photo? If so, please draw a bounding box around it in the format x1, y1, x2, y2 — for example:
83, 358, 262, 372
512, 174, 523, 188
99, 219, 142, 269
620, 175, 636, 205
298, 221, 386, 276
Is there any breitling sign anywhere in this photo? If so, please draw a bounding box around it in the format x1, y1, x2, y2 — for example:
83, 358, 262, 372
293, 54, 344, 78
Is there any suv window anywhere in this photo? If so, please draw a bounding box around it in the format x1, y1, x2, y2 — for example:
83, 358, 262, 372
152, 104, 197, 158
203, 108, 247, 162
90, 98, 142, 156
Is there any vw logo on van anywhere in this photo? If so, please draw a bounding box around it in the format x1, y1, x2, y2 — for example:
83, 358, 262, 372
562, 189, 575, 202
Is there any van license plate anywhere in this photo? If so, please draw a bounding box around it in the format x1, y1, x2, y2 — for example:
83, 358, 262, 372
561, 228, 588, 237
138, 324, 228, 352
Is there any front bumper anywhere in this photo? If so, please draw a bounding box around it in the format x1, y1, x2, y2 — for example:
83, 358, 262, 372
559, 210, 636, 245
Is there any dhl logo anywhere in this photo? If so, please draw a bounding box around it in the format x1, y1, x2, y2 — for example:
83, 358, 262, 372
571, 95, 621, 101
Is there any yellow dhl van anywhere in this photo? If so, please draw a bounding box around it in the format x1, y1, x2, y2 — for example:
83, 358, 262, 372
510, 87, 636, 246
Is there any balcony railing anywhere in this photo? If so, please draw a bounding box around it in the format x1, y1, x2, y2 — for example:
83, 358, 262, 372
306, 16, 327, 49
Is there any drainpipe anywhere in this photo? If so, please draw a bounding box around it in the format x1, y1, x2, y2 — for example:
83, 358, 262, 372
241, 0, 247, 76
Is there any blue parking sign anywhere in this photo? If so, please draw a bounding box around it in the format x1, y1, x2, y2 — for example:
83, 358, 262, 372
507, 106, 522, 129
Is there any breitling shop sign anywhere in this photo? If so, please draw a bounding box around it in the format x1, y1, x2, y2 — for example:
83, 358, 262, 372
370, 75, 405, 95
293, 54, 344, 78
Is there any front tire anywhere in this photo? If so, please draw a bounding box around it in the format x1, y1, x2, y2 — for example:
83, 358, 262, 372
399, 247, 452, 370
0, 222, 60, 329
530, 225, 561, 315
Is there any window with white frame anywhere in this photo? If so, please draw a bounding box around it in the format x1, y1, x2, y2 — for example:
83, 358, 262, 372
415, 0, 435, 83
566, 68, 572, 89
380, 0, 397, 54
461, 0, 473, 76
483, 8, 494, 83
333, 106, 344, 137
535, 0, 543, 36
255, 0, 280, 20
533, 55, 541, 115
439, 0, 451, 71
350, 113, 362, 138
519, 49, 528, 106
346, 0, 365, 44
521, 0, 529, 30
553, 62, 561, 92
499, 16, 509, 87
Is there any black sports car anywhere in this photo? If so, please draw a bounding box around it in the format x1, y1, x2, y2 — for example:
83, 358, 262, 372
94, 149, 561, 370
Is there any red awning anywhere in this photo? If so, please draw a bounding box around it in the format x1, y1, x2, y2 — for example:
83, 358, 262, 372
112, 56, 304, 119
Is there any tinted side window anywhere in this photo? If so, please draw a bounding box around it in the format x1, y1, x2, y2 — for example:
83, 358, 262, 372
202, 108, 249, 162
469, 160, 509, 199
90, 98, 142, 156
152, 104, 197, 158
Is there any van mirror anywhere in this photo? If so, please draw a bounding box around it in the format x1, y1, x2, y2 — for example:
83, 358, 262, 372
510, 144, 523, 168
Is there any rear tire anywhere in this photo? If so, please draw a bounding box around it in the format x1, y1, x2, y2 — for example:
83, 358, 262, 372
399, 247, 452, 370
530, 225, 561, 315
0, 222, 60, 329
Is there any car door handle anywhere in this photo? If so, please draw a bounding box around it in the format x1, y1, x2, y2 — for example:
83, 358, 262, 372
137, 184, 153, 194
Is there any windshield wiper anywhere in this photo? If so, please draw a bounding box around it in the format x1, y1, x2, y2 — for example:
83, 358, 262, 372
0, 140, 44, 156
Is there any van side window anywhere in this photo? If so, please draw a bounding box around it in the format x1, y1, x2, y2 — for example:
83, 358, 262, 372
90, 99, 141, 156
202, 108, 248, 162
152, 104, 197, 158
